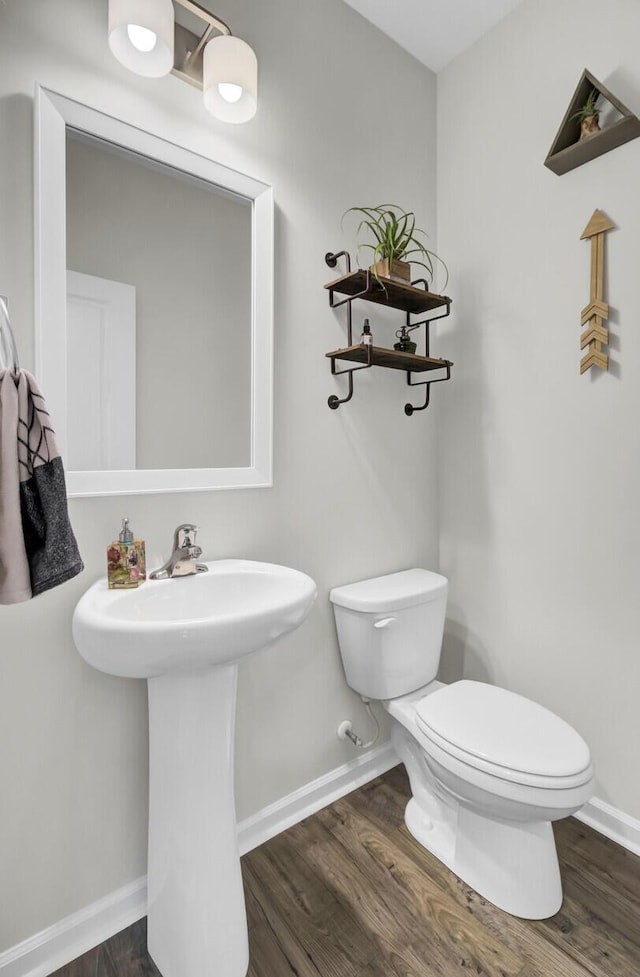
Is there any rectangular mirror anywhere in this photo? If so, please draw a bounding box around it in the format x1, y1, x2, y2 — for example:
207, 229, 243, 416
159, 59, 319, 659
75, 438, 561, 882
34, 86, 273, 497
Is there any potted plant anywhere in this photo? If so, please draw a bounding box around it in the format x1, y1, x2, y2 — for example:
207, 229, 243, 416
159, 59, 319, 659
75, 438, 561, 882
572, 87, 601, 141
343, 204, 448, 291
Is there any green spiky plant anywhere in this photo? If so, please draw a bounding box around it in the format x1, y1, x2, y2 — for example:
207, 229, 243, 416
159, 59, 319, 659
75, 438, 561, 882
342, 204, 448, 291
571, 87, 601, 124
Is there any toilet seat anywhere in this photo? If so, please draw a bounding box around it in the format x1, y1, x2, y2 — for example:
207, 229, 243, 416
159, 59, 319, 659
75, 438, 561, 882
415, 680, 593, 790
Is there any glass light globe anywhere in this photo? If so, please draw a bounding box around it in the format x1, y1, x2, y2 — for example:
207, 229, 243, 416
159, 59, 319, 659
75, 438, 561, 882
203, 35, 258, 124
108, 0, 174, 78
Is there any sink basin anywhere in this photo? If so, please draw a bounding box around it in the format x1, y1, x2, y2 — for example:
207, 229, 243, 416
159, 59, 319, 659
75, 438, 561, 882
72, 558, 316, 977
73, 559, 317, 678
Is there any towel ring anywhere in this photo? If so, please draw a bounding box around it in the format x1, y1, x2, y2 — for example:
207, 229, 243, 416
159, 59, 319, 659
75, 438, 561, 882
0, 295, 20, 373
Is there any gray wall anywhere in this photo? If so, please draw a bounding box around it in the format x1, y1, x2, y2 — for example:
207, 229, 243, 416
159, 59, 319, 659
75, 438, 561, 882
0, 0, 439, 951
437, 0, 640, 817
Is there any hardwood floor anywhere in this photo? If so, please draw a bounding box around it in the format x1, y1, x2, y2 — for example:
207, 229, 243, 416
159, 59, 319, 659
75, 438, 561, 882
51, 765, 640, 977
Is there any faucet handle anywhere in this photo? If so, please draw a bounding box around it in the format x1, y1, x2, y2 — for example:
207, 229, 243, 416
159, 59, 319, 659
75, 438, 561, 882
173, 523, 199, 549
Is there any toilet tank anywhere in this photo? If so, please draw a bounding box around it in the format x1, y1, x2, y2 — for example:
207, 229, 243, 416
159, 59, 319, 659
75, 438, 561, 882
329, 569, 448, 700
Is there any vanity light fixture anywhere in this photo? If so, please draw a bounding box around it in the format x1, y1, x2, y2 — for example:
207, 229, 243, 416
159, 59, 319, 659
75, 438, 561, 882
107, 0, 258, 123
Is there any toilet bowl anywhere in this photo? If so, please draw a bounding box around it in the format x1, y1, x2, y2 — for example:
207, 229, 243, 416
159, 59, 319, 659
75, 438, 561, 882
330, 569, 594, 919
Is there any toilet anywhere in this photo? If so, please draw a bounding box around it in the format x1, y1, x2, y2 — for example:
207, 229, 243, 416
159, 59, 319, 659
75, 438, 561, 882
330, 568, 593, 920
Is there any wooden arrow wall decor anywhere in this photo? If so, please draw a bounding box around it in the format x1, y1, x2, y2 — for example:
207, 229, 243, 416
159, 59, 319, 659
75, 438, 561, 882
580, 209, 614, 374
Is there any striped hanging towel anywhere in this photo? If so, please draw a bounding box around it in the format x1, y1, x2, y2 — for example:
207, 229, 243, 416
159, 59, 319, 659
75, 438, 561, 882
0, 369, 83, 604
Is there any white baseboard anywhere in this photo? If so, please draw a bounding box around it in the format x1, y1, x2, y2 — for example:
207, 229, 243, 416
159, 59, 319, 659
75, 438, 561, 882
237, 741, 398, 855
574, 796, 640, 857
0, 877, 147, 977
0, 743, 398, 977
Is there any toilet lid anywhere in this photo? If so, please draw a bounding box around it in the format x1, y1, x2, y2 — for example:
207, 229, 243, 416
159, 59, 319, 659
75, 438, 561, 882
415, 680, 591, 780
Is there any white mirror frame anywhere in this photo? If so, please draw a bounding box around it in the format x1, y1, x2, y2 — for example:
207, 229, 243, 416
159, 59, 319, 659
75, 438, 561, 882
34, 85, 273, 497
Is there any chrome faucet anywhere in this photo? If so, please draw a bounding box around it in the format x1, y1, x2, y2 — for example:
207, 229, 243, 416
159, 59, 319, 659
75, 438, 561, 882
150, 524, 208, 580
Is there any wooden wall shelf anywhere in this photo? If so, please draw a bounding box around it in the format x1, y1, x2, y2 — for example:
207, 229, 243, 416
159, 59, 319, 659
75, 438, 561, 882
323, 251, 453, 414
326, 344, 452, 374
324, 269, 451, 315
545, 69, 640, 176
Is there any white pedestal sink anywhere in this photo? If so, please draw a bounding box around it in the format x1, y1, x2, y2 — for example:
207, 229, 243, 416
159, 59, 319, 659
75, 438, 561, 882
73, 559, 317, 977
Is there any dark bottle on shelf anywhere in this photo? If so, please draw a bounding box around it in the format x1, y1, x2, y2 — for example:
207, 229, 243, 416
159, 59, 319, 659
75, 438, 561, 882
360, 318, 373, 346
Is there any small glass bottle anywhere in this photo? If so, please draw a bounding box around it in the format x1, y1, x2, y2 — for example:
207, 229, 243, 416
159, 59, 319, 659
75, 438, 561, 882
360, 318, 373, 346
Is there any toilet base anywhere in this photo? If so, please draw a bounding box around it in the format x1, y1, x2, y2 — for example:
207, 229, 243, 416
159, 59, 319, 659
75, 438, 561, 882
404, 795, 562, 919
391, 719, 563, 919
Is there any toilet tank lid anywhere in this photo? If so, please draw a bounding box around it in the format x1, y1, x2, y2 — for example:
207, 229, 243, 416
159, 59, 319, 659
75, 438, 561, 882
329, 569, 447, 612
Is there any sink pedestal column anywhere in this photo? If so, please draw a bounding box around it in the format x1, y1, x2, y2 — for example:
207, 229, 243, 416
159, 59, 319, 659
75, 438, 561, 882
146, 664, 248, 977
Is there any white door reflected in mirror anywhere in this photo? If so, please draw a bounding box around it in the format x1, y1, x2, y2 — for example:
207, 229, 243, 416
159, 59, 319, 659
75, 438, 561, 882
66, 271, 136, 471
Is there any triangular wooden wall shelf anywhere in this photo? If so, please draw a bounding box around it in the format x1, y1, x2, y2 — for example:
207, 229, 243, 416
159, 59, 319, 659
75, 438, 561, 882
545, 69, 640, 175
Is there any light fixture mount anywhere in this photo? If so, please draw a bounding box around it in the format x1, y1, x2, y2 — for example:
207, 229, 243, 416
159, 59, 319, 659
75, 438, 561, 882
172, 0, 231, 89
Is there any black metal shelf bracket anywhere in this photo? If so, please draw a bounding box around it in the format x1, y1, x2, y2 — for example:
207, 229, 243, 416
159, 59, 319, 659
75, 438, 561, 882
403, 279, 452, 415
325, 251, 375, 409
405, 362, 451, 415
325, 251, 374, 310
